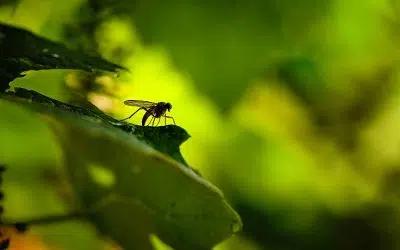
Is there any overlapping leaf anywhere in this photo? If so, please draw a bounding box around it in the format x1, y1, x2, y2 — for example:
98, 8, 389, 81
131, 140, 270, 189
0, 23, 242, 249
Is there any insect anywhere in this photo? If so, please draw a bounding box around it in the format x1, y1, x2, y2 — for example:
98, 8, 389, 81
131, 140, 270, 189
120, 100, 176, 126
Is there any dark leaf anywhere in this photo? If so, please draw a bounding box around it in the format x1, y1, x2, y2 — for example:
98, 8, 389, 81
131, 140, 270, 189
0, 22, 127, 91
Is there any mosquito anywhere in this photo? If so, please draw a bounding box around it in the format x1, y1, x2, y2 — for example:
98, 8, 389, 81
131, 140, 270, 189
120, 100, 176, 126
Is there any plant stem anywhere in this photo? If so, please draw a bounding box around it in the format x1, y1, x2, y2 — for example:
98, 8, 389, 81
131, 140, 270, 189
2, 211, 85, 228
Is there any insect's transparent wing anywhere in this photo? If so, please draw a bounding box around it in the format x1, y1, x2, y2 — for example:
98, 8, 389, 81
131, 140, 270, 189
123, 100, 156, 108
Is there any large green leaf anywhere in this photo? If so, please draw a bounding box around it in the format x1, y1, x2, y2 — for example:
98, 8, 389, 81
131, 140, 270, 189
0, 88, 242, 250
7, 88, 189, 166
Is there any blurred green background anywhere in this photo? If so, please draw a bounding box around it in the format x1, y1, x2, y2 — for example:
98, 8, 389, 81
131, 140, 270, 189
2, 0, 400, 249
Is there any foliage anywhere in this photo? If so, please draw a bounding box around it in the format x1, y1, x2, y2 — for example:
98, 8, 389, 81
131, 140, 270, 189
0, 22, 241, 250
3, 0, 400, 250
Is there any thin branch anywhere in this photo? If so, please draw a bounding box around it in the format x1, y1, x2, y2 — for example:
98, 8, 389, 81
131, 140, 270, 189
2, 211, 86, 229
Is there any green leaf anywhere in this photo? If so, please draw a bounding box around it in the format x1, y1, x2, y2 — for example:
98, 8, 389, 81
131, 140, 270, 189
6, 88, 189, 166
0, 88, 242, 250
0, 22, 127, 90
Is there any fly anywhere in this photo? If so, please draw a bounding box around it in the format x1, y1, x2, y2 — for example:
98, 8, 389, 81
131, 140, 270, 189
120, 100, 176, 126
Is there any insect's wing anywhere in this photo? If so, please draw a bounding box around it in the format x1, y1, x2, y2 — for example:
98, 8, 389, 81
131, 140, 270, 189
123, 100, 156, 108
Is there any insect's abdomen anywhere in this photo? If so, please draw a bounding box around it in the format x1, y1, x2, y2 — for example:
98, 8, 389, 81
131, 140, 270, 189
141, 111, 152, 126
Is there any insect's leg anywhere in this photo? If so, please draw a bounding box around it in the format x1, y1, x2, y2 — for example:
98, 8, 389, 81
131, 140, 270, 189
152, 117, 156, 126
156, 118, 161, 126
164, 115, 166, 126
164, 115, 176, 125
147, 116, 155, 126
120, 107, 144, 121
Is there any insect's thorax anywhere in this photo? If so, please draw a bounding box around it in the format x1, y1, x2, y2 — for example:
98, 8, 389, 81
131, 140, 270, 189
153, 103, 168, 117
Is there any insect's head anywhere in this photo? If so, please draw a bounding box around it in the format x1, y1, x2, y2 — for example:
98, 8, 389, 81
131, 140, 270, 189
166, 102, 172, 112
